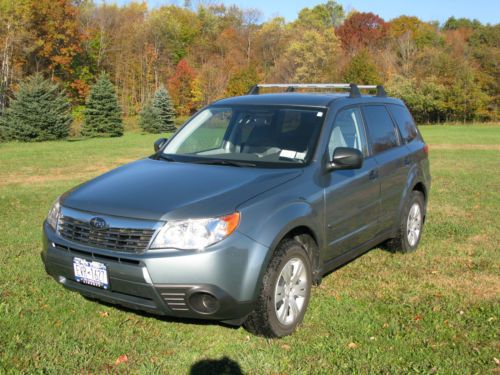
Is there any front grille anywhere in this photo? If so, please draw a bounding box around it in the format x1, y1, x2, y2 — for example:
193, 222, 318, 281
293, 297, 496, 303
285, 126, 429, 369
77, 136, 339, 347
58, 215, 155, 253
53, 242, 141, 265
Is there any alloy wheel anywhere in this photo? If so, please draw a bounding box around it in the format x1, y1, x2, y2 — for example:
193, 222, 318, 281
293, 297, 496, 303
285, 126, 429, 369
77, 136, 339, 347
274, 257, 308, 325
407, 203, 422, 247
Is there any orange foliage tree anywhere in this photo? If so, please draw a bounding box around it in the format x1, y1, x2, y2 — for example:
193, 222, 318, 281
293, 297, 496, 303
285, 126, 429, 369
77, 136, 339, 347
336, 12, 387, 52
168, 59, 196, 115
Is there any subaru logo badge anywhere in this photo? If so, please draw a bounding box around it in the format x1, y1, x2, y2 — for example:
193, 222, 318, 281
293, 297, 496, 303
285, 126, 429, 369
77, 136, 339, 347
90, 217, 108, 230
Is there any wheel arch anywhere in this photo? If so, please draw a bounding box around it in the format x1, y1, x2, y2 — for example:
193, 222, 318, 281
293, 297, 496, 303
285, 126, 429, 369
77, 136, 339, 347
261, 221, 323, 287
398, 164, 429, 223
412, 181, 427, 202
239, 199, 324, 298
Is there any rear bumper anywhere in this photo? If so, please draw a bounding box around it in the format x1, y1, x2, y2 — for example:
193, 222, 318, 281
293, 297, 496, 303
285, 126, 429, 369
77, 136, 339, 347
41, 222, 268, 321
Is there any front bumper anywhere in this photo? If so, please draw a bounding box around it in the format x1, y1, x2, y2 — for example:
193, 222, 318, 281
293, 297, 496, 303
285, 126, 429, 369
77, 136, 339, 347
41, 222, 269, 321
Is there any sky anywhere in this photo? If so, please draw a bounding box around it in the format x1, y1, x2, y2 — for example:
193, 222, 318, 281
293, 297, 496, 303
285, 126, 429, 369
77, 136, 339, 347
114, 0, 500, 25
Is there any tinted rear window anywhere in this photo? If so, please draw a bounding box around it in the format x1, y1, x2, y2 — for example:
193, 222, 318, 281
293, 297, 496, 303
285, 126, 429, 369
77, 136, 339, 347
388, 104, 418, 144
362, 105, 399, 154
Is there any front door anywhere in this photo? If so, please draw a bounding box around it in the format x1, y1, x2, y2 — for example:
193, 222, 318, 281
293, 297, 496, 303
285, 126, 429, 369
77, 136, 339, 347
325, 107, 381, 261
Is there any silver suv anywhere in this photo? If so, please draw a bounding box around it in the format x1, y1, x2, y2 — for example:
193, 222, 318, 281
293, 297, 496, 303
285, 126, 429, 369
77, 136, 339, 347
42, 83, 431, 337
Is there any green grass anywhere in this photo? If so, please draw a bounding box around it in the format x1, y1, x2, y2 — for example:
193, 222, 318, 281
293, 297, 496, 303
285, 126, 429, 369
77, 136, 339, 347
0, 125, 499, 373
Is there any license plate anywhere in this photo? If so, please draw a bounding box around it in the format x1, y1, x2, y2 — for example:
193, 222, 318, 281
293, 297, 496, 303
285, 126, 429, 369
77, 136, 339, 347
73, 257, 109, 289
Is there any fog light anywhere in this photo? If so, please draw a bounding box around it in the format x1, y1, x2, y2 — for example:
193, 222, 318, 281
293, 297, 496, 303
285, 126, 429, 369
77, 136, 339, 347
188, 292, 219, 314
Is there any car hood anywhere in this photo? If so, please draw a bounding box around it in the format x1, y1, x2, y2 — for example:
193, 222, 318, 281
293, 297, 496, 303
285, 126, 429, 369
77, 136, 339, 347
62, 158, 302, 221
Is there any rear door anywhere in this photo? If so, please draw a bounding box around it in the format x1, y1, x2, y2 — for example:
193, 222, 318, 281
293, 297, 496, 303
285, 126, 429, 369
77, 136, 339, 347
324, 106, 381, 260
361, 104, 411, 233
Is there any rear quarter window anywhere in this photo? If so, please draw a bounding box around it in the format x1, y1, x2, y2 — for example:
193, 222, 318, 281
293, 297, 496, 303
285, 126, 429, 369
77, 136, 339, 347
388, 104, 418, 144
362, 105, 399, 155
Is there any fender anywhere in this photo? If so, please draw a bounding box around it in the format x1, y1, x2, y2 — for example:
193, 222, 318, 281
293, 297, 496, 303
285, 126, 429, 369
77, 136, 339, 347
397, 163, 427, 227
240, 199, 322, 249
237, 198, 323, 298
270, 202, 321, 250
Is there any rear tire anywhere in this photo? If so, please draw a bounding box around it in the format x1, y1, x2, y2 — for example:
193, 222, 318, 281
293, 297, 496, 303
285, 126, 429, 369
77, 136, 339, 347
244, 238, 312, 338
387, 190, 425, 253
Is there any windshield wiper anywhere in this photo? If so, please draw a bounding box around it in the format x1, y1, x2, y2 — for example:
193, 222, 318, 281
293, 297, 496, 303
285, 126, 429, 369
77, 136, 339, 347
158, 154, 176, 162
191, 159, 257, 168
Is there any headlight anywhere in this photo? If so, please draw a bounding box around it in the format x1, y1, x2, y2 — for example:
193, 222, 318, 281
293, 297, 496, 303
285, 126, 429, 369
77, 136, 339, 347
47, 197, 61, 231
150, 212, 240, 250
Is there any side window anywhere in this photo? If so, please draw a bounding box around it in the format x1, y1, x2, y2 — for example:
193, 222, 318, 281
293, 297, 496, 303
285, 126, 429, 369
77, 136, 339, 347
362, 105, 399, 155
328, 107, 368, 158
387, 104, 418, 144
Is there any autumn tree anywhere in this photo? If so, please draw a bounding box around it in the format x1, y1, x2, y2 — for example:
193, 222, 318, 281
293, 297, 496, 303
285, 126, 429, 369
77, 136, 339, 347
385, 16, 442, 77
387, 74, 446, 123
443, 17, 481, 30
25, 0, 82, 81
0, 74, 72, 141
336, 12, 387, 52
343, 49, 381, 84
468, 25, 499, 120
225, 66, 258, 97
280, 28, 341, 82
388, 16, 442, 48
255, 17, 289, 77
82, 73, 123, 137
0, 0, 31, 111
168, 59, 196, 115
295, 0, 345, 29
190, 58, 228, 108
444, 64, 490, 122
148, 6, 200, 64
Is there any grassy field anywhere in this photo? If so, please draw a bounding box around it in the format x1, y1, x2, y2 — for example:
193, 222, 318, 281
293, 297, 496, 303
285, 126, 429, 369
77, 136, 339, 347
0, 125, 499, 373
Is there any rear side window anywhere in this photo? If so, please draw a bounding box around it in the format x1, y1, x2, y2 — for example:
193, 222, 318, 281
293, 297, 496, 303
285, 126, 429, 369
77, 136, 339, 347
388, 104, 418, 144
362, 105, 399, 155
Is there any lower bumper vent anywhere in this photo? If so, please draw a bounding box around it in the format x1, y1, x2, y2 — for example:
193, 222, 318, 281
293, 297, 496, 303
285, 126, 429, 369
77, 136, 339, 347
157, 287, 189, 311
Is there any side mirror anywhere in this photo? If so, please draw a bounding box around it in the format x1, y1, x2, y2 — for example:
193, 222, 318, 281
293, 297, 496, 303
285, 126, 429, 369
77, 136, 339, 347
154, 138, 168, 152
327, 147, 363, 171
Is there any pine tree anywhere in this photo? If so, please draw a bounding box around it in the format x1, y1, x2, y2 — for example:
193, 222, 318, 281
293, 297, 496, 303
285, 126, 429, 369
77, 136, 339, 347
152, 86, 176, 132
82, 73, 123, 137
138, 101, 163, 133
0, 74, 72, 142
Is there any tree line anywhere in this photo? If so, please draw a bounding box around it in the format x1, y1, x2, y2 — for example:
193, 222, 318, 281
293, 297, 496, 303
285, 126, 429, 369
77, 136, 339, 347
0, 0, 498, 141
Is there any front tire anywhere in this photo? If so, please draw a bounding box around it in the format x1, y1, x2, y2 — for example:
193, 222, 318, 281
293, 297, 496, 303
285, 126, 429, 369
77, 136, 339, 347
387, 190, 425, 253
244, 238, 312, 338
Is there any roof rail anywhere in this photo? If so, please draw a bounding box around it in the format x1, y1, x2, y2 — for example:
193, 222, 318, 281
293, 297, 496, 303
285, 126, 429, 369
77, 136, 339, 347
246, 83, 387, 98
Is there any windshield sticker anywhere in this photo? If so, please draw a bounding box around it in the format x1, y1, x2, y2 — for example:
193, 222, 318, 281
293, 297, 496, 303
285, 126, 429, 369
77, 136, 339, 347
295, 152, 306, 160
317, 112, 324, 117
280, 149, 297, 159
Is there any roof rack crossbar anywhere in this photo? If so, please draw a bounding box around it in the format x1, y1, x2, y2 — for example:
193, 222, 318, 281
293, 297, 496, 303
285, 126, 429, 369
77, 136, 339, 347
246, 83, 386, 98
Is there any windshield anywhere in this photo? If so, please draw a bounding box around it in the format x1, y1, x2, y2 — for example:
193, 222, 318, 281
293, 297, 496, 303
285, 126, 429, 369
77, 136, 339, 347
162, 106, 326, 167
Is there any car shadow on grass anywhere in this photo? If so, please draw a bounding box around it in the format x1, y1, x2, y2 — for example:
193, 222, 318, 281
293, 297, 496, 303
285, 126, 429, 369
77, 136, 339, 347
190, 356, 243, 375
83, 296, 242, 331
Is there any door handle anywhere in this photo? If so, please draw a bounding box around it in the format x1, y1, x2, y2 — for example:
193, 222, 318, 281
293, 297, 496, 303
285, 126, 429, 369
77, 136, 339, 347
369, 169, 379, 180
